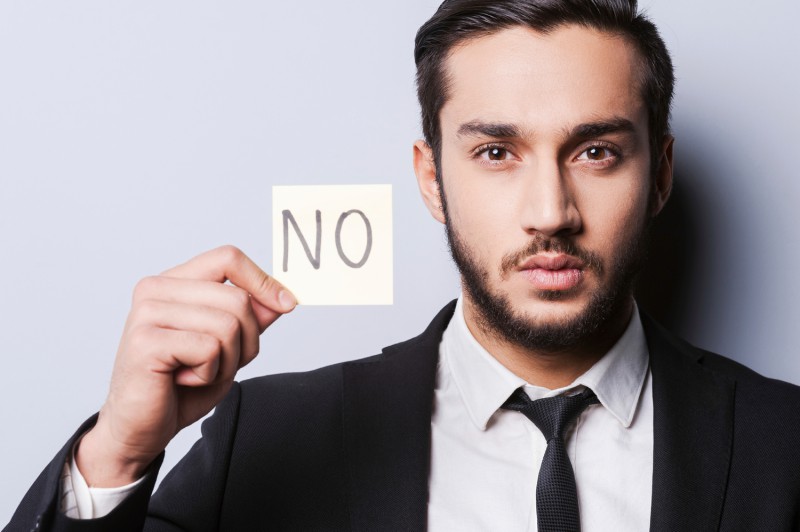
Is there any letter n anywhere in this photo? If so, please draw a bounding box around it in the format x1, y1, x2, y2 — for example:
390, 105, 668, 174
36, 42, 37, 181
282, 209, 321, 272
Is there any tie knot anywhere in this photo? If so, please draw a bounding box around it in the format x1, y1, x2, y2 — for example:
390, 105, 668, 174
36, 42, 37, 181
501, 387, 599, 441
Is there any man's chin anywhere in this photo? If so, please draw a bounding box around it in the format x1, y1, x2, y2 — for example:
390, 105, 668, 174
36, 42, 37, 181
507, 287, 593, 313
469, 286, 629, 353
530, 286, 584, 302
499, 300, 599, 336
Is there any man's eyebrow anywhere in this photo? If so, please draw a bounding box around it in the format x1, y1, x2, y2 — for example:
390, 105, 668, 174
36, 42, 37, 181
457, 121, 522, 139
457, 118, 637, 141
569, 118, 637, 139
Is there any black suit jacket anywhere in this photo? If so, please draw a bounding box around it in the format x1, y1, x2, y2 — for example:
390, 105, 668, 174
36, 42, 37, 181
7, 301, 800, 531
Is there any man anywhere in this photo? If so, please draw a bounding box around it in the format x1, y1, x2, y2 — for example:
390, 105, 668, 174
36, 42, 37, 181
6, 0, 800, 530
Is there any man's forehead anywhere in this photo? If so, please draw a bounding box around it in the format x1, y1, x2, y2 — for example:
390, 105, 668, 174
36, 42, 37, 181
440, 24, 647, 135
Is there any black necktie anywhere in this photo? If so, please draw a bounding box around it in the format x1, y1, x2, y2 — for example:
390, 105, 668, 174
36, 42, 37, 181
501, 387, 599, 532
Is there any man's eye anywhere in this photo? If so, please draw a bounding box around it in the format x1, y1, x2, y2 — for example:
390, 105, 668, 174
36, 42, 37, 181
578, 146, 616, 161
487, 147, 508, 160
477, 146, 510, 161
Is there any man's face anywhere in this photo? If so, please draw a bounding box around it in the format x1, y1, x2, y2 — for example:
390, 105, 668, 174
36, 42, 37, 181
415, 25, 671, 353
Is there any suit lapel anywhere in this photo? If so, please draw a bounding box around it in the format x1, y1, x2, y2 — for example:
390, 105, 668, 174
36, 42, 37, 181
342, 302, 455, 532
644, 315, 736, 532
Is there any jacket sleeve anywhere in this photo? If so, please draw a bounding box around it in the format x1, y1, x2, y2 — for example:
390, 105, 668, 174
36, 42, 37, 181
4, 383, 243, 532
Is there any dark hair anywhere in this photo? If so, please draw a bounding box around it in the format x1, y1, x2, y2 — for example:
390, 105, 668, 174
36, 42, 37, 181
414, 0, 675, 174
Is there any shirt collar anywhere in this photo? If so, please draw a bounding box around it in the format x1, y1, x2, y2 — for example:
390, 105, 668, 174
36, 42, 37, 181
441, 297, 649, 431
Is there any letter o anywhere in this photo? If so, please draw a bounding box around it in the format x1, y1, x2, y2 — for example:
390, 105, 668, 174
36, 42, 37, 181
335, 210, 373, 268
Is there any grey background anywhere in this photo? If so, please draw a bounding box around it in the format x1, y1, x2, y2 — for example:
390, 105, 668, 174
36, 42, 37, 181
1, 0, 798, 521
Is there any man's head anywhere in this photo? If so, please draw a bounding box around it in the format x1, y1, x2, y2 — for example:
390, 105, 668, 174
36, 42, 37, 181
412, 0, 675, 355
415, 0, 675, 177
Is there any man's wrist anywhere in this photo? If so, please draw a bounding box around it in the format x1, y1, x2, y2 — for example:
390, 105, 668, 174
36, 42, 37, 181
75, 425, 154, 488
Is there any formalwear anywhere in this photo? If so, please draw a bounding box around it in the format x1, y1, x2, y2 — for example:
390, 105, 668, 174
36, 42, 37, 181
428, 299, 653, 531
6, 301, 800, 531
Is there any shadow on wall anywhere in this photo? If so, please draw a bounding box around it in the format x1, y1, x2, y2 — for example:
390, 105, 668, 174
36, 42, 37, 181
635, 149, 714, 339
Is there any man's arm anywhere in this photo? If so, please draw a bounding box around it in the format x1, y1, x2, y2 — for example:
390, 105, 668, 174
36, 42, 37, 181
76, 245, 295, 488
4, 246, 296, 531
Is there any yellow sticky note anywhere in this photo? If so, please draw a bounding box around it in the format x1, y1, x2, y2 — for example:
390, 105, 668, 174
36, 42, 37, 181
272, 184, 393, 305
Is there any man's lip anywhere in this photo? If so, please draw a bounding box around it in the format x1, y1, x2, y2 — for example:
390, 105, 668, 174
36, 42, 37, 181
518, 254, 585, 271
518, 254, 585, 291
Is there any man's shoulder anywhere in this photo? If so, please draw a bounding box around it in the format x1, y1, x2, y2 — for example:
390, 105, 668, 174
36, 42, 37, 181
643, 312, 800, 402
697, 346, 800, 409
236, 301, 457, 403
234, 351, 380, 406
236, 334, 432, 396
667, 329, 800, 427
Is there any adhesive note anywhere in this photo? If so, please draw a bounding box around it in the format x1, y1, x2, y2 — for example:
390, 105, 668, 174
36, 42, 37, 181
272, 184, 393, 305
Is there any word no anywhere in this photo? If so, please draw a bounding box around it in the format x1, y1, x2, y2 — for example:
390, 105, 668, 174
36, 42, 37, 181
282, 209, 373, 272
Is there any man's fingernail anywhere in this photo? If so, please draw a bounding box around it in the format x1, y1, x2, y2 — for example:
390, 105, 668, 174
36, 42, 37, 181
278, 290, 297, 310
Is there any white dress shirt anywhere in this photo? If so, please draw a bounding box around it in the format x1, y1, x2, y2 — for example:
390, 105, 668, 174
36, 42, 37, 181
65, 298, 653, 527
428, 298, 653, 531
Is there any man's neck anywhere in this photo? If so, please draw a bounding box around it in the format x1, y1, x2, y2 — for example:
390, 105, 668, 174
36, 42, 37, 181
461, 297, 635, 390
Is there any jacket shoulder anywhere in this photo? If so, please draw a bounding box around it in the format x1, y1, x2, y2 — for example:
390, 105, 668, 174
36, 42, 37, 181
691, 346, 800, 446
697, 347, 800, 403
681, 340, 800, 434
643, 313, 800, 407
235, 299, 457, 407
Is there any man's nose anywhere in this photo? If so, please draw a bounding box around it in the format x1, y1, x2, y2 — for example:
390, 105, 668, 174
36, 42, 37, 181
518, 158, 581, 237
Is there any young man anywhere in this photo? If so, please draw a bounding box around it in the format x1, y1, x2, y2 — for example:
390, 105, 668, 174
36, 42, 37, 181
7, 1, 800, 530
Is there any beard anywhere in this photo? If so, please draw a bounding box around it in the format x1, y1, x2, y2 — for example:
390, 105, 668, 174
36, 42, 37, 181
444, 211, 650, 354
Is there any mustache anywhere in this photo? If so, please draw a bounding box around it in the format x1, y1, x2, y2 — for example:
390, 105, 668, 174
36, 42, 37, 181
499, 236, 604, 277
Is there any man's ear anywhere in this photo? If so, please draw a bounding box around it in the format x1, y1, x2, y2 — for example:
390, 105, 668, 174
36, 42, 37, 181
650, 135, 674, 217
413, 139, 446, 224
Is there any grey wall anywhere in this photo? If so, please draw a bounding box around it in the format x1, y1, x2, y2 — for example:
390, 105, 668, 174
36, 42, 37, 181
1, 0, 798, 521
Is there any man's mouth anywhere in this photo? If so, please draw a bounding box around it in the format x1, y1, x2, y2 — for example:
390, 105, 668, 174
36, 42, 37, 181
518, 254, 585, 291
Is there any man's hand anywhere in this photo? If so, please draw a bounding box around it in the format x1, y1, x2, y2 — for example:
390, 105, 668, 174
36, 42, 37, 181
75, 246, 297, 487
